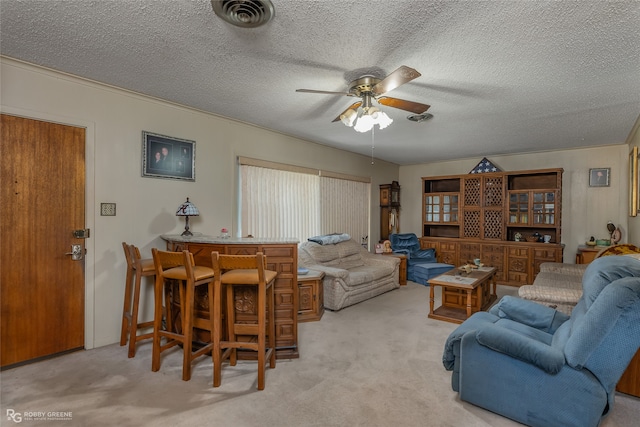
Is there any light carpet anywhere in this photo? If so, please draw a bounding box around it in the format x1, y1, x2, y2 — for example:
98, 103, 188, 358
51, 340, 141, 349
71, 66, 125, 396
1, 283, 638, 426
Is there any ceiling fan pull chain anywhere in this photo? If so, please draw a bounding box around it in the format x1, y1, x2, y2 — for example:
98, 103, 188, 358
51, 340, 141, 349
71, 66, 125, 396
371, 127, 375, 165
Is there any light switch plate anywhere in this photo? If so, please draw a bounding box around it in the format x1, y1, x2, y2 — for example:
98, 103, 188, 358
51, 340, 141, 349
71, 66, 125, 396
101, 203, 116, 216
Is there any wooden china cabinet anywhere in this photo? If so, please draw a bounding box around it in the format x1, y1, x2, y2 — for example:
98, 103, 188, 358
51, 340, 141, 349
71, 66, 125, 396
420, 168, 564, 286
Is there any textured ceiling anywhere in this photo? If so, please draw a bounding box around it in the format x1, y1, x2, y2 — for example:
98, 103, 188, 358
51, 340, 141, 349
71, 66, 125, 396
1, 0, 639, 165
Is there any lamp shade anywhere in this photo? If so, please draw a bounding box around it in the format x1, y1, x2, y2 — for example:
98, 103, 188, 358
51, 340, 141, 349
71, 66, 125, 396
176, 197, 199, 236
176, 198, 200, 216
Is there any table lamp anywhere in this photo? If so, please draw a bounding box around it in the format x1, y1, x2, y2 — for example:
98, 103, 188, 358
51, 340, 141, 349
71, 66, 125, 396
176, 197, 199, 236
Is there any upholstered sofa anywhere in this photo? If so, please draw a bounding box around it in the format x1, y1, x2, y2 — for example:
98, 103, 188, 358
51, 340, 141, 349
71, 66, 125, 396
443, 255, 640, 427
298, 238, 400, 311
518, 262, 586, 315
519, 244, 640, 315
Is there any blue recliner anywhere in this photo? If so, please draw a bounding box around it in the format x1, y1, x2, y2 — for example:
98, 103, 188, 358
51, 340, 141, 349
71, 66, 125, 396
442, 255, 640, 427
389, 233, 453, 285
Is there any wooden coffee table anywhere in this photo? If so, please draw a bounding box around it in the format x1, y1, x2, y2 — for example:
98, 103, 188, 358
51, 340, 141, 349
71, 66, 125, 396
428, 267, 497, 324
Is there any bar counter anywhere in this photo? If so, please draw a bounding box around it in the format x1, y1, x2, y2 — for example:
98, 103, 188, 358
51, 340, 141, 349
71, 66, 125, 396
161, 234, 300, 359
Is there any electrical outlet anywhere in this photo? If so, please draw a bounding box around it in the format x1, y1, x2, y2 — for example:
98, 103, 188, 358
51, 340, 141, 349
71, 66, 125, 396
101, 203, 116, 216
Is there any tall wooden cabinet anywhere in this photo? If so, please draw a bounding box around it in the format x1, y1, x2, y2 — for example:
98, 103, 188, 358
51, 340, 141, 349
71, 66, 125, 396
420, 169, 564, 286
380, 181, 400, 241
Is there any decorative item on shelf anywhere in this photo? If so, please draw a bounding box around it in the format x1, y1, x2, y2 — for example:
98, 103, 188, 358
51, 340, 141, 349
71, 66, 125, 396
596, 239, 611, 246
611, 228, 621, 244
525, 232, 541, 243
383, 240, 392, 253
220, 228, 230, 239
176, 197, 199, 236
607, 221, 622, 244
469, 157, 501, 174
514, 232, 522, 242
543, 234, 551, 243
586, 236, 597, 246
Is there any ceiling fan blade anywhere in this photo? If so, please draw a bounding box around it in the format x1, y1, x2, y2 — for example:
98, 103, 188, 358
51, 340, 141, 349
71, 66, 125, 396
296, 89, 351, 96
376, 97, 430, 114
332, 102, 362, 122
371, 65, 421, 95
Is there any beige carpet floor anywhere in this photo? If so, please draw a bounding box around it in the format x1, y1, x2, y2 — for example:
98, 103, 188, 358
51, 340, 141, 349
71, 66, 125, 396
1, 283, 638, 426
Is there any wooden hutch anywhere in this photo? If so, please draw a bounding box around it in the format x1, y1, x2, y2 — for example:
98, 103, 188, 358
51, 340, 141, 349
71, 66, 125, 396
420, 168, 564, 286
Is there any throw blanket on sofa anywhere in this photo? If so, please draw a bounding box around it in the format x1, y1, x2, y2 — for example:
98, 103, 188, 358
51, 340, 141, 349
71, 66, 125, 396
307, 233, 351, 245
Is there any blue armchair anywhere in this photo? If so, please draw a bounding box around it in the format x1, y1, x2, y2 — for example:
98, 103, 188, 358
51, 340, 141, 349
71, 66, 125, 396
389, 233, 453, 285
442, 255, 640, 427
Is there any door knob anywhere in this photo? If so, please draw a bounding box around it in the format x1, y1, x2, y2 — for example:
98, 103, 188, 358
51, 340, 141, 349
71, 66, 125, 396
65, 244, 83, 261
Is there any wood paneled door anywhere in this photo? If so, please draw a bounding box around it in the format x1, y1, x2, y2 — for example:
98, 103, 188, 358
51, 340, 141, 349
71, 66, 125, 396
1, 114, 86, 368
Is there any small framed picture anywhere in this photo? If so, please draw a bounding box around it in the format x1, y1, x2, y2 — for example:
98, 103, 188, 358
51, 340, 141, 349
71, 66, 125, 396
375, 243, 384, 254
589, 168, 610, 187
142, 131, 195, 181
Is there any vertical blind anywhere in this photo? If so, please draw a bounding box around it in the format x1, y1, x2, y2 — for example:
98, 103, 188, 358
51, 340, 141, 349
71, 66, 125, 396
240, 160, 370, 243
320, 176, 370, 244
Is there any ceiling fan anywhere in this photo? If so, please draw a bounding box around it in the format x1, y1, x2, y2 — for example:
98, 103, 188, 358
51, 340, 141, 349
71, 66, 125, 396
296, 65, 430, 130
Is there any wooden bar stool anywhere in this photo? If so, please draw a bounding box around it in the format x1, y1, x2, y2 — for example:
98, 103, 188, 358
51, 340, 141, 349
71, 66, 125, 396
211, 251, 277, 390
120, 242, 156, 358
151, 248, 215, 381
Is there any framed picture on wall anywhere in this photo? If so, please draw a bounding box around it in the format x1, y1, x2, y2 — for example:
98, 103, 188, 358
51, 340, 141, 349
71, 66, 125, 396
142, 131, 195, 181
630, 147, 638, 217
589, 167, 610, 187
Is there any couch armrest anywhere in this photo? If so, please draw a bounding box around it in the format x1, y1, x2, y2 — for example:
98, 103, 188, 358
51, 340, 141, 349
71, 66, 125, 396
475, 324, 565, 374
300, 264, 350, 279
490, 296, 570, 333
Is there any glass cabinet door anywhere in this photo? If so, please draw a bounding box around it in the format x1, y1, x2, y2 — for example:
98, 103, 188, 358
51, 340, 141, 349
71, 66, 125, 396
533, 191, 555, 225
508, 192, 529, 224
442, 194, 459, 223
425, 193, 459, 223
425, 195, 440, 222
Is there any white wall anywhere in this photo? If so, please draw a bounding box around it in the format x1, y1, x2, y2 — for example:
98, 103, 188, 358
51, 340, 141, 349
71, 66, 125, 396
1, 57, 399, 348
399, 146, 630, 263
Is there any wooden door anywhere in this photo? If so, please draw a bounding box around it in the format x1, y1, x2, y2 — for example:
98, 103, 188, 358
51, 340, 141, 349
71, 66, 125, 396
1, 114, 86, 368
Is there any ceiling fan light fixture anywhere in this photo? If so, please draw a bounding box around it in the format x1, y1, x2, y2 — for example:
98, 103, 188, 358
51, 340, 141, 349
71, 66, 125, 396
340, 108, 357, 127
371, 109, 393, 130
354, 113, 374, 133
351, 106, 393, 132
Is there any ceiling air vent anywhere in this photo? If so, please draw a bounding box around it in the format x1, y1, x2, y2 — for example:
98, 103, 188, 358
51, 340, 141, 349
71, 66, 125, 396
407, 113, 434, 122
211, 0, 275, 28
